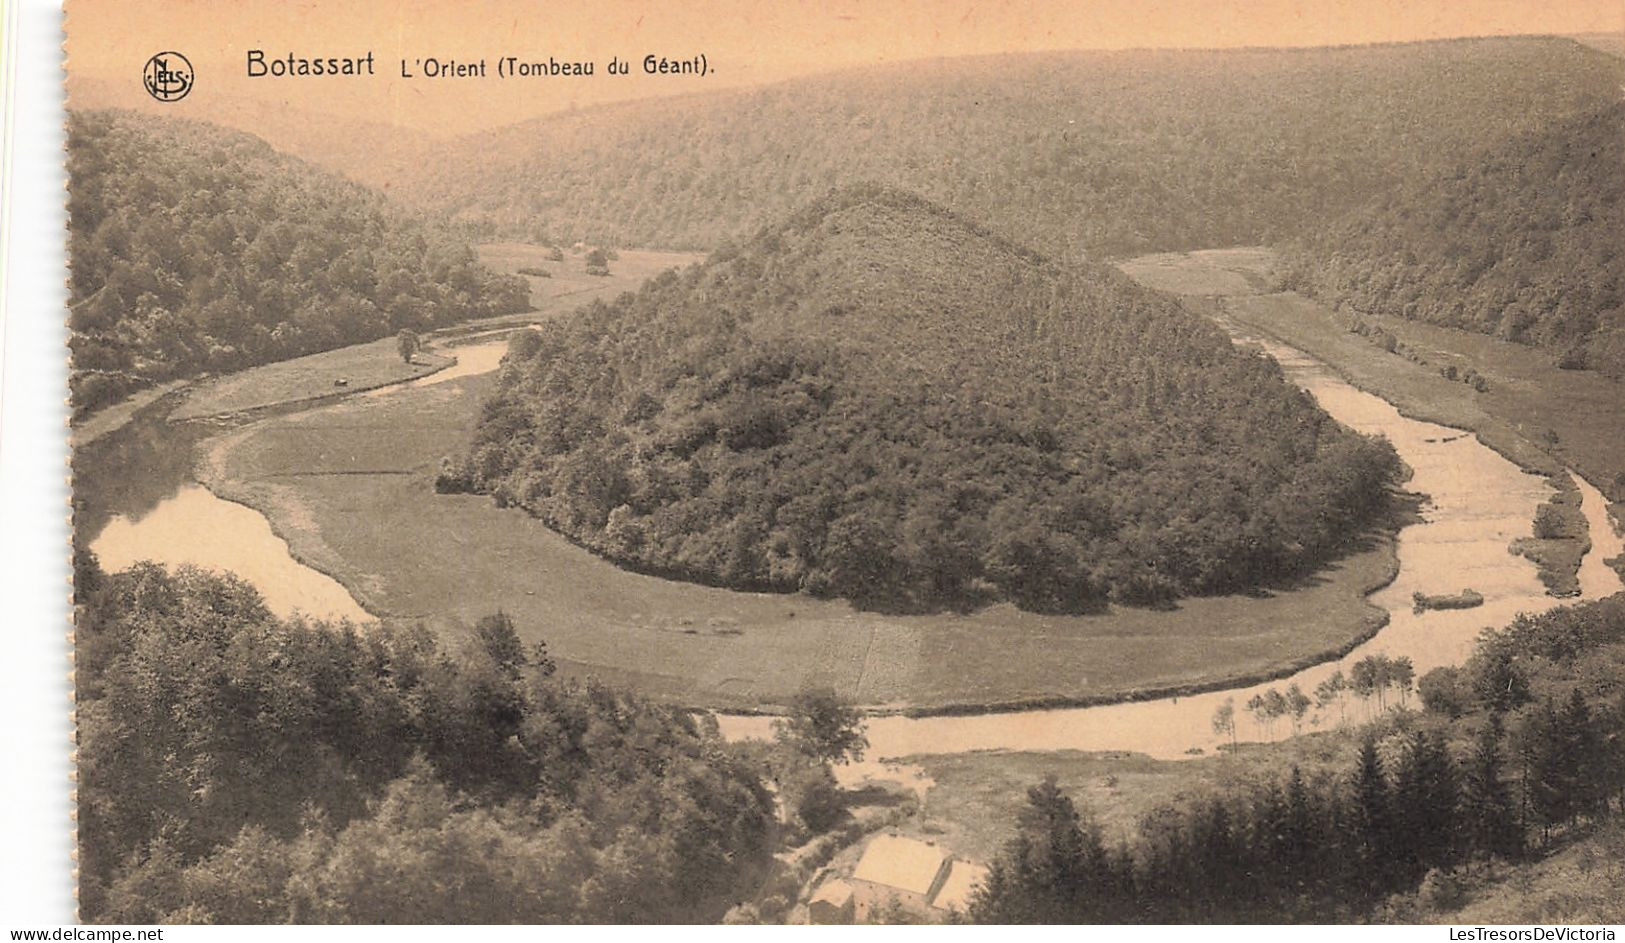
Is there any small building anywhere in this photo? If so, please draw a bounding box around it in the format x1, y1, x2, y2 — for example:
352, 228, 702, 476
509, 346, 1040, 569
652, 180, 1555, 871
850, 834, 952, 918
807, 878, 855, 925
931, 859, 990, 913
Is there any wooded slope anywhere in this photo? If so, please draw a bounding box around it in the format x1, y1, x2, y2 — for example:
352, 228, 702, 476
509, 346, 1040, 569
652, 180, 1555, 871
1283, 102, 1625, 377
401, 38, 1623, 259
449, 186, 1400, 613
68, 110, 529, 414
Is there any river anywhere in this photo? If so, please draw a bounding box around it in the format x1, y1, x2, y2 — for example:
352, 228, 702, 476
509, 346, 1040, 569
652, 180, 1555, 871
81, 338, 517, 622
714, 334, 1625, 759
81, 332, 1623, 760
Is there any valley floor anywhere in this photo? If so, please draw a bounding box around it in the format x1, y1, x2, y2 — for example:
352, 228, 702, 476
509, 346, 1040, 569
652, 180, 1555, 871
200, 369, 1400, 712
106, 245, 1612, 715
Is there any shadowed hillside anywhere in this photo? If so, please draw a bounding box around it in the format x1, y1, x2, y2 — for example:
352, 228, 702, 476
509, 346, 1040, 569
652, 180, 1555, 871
67, 110, 530, 415
399, 37, 1624, 259
444, 186, 1400, 613
1283, 102, 1625, 377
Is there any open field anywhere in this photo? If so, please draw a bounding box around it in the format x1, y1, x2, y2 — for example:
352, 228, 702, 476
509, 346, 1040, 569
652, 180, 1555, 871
1124, 250, 1551, 474
199, 365, 1400, 714
1351, 314, 1625, 495
170, 338, 454, 421
1122, 249, 1625, 552
476, 244, 702, 311
1235, 294, 1625, 496
893, 731, 1366, 864
1117, 247, 1278, 296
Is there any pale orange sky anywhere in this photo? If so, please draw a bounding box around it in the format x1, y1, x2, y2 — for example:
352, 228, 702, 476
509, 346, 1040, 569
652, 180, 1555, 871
66, 0, 1625, 135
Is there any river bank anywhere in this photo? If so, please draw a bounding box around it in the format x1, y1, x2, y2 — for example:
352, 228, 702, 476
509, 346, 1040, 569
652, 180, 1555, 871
1119, 247, 1624, 577
71, 380, 188, 448
716, 329, 1624, 757
88, 342, 1403, 716
132, 300, 1603, 739
80, 244, 1623, 733
69, 245, 705, 446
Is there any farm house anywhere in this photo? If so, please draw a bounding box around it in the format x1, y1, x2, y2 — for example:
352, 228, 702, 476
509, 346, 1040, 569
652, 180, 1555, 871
837, 833, 987, 921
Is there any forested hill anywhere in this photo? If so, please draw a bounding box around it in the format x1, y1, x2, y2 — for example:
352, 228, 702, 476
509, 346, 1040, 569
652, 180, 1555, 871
67, 110, 529, 415
447, 186, 1400, 614
65, 76, 432, 191
74, 561, 777, 923
398, 37, 1623, 259
1282, 102, 1625, 377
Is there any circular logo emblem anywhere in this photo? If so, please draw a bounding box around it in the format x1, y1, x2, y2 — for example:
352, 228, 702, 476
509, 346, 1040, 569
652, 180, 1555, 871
143, 51, 193, 103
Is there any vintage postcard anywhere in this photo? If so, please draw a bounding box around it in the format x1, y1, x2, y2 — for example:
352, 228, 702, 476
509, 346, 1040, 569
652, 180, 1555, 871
45, 0, 1625, 926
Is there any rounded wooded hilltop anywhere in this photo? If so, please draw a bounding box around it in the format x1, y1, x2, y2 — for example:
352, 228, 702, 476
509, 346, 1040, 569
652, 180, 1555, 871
444, 186, 1399, 613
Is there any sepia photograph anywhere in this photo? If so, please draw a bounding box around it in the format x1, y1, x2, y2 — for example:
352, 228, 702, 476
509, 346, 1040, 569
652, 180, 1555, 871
11, 0, 1625, 927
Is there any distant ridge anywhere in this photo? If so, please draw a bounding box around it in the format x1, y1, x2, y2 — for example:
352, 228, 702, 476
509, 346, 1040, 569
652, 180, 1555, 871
1565, 32, 1625, 58
65, 74, 433, 190
396, 36, 1624, 258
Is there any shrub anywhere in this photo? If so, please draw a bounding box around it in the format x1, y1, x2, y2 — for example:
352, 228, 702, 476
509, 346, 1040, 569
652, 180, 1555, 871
1418, 666, 1470, 718
1418, 868, 1468, 913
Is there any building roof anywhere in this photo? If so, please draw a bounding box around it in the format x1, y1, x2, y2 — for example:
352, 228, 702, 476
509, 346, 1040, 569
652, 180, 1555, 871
810, 878, 854, 907
851, 834, 950, 897
930, 860, 990, 912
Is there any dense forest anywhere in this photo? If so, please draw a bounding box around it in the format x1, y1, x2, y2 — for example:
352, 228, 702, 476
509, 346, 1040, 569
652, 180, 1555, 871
969, 594, 1625, 922
400, 38, 1623, 260
444, 186, 1399, 613
1282, 102, 1625, 377
73, 556, 779, 923
67, 110, 530, 415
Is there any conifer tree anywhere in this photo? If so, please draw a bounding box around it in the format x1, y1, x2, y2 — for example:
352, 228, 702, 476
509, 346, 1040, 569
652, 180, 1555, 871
974, 776, 1107, 923
1516, 700, 1567, 843
1414, 731, 1460, 867
1350, 736, 1395, 878
1462, 713, 1522, 862
1559, 689, 1601, 822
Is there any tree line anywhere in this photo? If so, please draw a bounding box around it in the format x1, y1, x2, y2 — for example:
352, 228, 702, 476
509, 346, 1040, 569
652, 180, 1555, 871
74, 555, 780, 923
1212, 654, 1423, 748
68, 110, 530, 416
445, 186, 1401, 614
971, 594, 1625, 922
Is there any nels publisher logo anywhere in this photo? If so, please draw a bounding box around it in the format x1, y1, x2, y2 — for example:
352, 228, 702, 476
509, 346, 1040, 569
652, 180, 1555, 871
143, 51, 193, 102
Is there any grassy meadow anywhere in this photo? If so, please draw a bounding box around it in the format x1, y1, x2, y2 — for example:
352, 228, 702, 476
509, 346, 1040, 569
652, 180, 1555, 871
170, 338, 454, 421
889, 732, 1365, 864
476, 243, 703, 311
198, 360, 1399, 713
